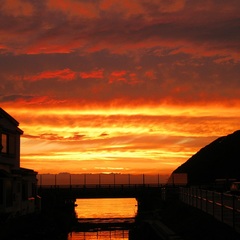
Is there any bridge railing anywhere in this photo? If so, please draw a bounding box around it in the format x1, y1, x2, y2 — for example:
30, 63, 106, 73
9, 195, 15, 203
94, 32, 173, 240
38, 183, 162, 189
38, 183, 164, 199
37, 173, 163, 187
180, 187, 240, 233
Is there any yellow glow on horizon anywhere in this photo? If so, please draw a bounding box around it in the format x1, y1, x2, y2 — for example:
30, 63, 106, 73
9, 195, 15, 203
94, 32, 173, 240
5, 102, 240, 118
3, 102, 240, 175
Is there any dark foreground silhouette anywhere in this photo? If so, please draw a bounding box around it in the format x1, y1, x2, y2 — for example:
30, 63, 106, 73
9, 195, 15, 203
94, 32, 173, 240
174, 130, 240, 185
131, 195, 240, 240
1, 194, 240, 240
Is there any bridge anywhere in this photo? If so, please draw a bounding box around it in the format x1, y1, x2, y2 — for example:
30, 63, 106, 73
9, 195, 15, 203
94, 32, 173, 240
37, 173, 166, 211
37, 173, 164, 198
37, 173, 163, 187
38, 183, 163, 199
36, 174, 240, 238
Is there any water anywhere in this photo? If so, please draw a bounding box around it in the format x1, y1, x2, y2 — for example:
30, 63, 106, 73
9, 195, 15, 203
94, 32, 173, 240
68, 198, 137, 240
75, 198, 137, 218
68, 230, 129, 240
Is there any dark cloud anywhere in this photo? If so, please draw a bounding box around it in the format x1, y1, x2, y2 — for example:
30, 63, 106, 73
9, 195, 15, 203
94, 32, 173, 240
0, 0, 239, 58
1, 0, 240, 174
0, 94, 34, 102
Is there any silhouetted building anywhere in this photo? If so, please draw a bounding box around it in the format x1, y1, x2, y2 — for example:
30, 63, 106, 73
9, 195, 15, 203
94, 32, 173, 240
0, 108, 39, 218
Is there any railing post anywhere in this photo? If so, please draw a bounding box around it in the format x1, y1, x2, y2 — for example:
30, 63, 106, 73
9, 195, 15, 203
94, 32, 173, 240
183, 188, 185, 202
221, 193, 224, 222
55, 174, 57, 188
181, 187, 184, 202
196, 188, 198, 207
196, 188, 199, 208
191, 188, 194, 206
188, 188, 190, 205
189, 188, 191, 205
206, 190, 208, 213
193, 188, 195, 206
200, 188, 202, 210
180, 187, 182, 202
232, 195, 235, 229
212, 191, 215, 217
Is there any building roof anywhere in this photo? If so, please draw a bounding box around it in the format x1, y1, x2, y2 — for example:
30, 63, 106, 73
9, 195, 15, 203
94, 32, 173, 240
0, 108, 23, 134
0, 108, 19, 126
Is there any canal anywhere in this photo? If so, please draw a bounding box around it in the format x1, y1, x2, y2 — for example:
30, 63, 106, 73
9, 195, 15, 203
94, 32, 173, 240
68, 198, 137, 240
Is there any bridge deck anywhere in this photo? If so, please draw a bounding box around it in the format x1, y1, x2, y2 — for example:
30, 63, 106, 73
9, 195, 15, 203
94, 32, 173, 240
38, 184, 163, 199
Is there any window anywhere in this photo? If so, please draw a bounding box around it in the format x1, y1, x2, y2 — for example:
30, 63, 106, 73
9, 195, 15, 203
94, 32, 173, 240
1, 133, 7, 153
8, 134, 16, 154
1, 133, 16, 154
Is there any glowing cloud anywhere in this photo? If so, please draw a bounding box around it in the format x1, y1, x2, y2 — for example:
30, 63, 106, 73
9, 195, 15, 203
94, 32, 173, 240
1, 0, 240, 176
23, 69, 76, 81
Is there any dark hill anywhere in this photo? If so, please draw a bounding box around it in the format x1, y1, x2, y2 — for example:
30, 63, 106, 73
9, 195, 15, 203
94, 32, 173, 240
173, 130, 240, 185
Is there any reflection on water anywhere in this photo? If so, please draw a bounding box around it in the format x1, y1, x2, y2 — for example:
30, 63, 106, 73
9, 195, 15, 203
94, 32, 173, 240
75, 198, 137, 218
69, 230, 129, 240
68, 198, 137, 240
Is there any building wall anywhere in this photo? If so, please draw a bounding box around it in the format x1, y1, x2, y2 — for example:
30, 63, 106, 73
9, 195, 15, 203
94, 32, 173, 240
0, 108, 38, 218
0, 124, 21, 169
0, 174, 38, 217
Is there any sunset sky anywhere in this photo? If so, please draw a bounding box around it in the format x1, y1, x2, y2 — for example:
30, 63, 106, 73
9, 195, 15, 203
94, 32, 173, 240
1, 0, 240, 176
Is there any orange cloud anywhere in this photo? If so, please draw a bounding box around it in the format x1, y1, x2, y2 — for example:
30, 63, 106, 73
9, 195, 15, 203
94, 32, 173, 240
108, 71, 142, 85
0, 0, 238, 62
80, 69, 104, 79
144, 70, 156, 79
145, 0, 186, 13
1, 0, 240, 176
47, 0, 99, 18
0, 95, 66, 106
100, 0, 145, 17
25, 69, 75, 81
109, 71, 127, 84
1, 0, 34, 17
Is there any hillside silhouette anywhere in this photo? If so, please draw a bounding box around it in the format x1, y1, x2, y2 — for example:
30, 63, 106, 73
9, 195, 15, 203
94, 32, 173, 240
173, 130, 240, 185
